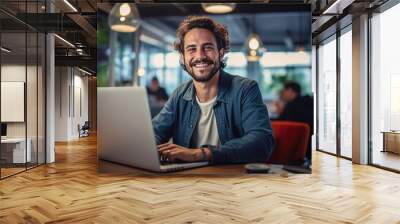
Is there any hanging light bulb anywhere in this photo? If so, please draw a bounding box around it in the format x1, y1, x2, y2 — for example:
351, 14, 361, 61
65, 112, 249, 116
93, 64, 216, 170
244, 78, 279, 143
109, 3, 141, 33
247, 34, 262, 50
245, 33, 263, 62
249, 38, 259, 50
137, 68, 145, 77
201, 3, 236, 14
119, 3, 131, 16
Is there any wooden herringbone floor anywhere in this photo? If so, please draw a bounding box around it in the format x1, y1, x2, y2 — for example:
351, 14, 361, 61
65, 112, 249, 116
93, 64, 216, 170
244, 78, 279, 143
1, 135, 400, 224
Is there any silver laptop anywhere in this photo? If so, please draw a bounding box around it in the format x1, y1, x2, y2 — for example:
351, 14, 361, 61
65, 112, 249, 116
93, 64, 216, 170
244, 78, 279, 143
97, 86, 208, 172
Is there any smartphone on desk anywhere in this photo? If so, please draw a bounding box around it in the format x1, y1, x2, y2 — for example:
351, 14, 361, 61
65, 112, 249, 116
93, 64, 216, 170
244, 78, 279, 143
282, 165, 311, 174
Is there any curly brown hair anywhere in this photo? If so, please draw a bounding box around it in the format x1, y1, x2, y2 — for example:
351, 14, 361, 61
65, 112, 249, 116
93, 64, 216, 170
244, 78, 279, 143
174, 15, 230, 57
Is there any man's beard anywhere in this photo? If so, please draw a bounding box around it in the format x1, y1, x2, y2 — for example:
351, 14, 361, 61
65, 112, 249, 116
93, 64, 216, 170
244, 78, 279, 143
184, 57, 220, 83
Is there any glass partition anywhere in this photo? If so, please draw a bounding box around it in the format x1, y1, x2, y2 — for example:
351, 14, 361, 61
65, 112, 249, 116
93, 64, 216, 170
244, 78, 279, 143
371, 3, 400, 171
339, 28, 352, 158
1, 28, 28, 178
0, 0, 46, 179
317, 36, 337, 154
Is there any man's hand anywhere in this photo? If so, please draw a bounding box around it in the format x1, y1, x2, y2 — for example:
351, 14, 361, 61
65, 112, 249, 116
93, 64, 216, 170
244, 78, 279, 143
157, 143, 205, 162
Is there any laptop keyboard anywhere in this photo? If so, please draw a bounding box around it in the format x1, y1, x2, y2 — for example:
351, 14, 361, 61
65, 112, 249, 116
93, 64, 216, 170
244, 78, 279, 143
159, 155, 186, 165
159, 156, 208, 172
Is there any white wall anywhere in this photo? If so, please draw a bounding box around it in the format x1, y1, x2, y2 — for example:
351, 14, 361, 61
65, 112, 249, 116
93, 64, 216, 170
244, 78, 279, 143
1, 64, 46, 163
1, 65, 40, 137
55, 67, 69, 141
55, 67, 89, 141
72, 73, 89, 138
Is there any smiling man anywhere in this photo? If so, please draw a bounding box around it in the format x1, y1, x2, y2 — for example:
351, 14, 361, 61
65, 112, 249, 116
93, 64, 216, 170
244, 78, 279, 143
153, 15, 274, 164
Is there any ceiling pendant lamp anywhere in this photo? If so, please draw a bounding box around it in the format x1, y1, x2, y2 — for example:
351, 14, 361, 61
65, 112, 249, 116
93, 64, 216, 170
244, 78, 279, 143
201, 3, 236, 14
108, 3, 141, 33
246, 33, 263, 62
247, 33, 262, 51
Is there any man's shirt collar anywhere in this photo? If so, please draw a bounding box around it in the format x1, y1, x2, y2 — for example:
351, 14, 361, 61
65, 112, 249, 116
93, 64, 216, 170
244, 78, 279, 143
182, 70, 230, 104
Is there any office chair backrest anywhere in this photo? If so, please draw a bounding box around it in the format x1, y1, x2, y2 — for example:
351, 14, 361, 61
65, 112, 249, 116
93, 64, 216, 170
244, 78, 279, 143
81, 121, 90, 129
267, 121, 310, 165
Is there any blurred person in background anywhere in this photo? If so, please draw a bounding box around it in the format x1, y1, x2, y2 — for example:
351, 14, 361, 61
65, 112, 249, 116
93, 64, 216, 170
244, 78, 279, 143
147, 76, 169, 117
276, 81, 313, 165
147, 76, 169, 103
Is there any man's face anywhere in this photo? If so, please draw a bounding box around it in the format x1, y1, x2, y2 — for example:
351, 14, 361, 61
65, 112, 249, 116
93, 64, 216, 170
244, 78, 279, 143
151, 79, 159, 89
182, 28, 224, 82
281, 88, 297, 102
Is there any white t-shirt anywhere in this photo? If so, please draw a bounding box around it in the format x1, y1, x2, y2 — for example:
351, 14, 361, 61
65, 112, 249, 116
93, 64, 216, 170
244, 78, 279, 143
190, 96, 220, 148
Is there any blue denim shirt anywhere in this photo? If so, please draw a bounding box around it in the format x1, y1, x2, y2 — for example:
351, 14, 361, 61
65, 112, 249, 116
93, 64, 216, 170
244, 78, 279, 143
152, 71, 275, 164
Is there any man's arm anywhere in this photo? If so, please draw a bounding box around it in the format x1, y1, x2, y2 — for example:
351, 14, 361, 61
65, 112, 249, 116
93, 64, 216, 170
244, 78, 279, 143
152, 90, 177, 144
208, 81, 275, 164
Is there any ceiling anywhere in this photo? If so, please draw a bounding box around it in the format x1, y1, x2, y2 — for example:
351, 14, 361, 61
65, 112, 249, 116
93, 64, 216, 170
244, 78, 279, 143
142, 11, 311, 52
0, 32, 45, 65
1, 1, 312, 75
0, 0, 97, 72
0, 0, 388, 75
97, 3, 311, 52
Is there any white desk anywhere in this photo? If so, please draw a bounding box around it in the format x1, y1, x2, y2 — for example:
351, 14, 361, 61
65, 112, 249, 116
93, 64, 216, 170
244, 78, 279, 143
1, 138, 31, 163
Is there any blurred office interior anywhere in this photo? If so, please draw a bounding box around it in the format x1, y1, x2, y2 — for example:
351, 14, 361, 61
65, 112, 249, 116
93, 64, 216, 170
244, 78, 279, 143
1, 1, 400, 222
97, 3, 312, 120
0, 0, 399, 177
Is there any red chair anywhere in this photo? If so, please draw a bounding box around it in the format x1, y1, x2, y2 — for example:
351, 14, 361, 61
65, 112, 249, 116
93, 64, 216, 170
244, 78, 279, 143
267, 121, 310, 165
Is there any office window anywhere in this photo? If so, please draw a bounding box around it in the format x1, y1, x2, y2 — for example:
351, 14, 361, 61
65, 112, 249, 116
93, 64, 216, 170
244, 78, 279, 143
339, 29, 352, 158
150, 53, 165, 69
138, 43, 182, 96
1, 31, 27, 177
262, 52, 311, 100
165, 52, 180, 69
164, 68, 180, 95
371, 3, 400, 171
137, 44, 148, 86
225, 51, 311, 101
164, 52, 180, 94
317, 37, 337, 154
0, 1, 46, 179
146, 50, 165, 86
225, 52, 247, 78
